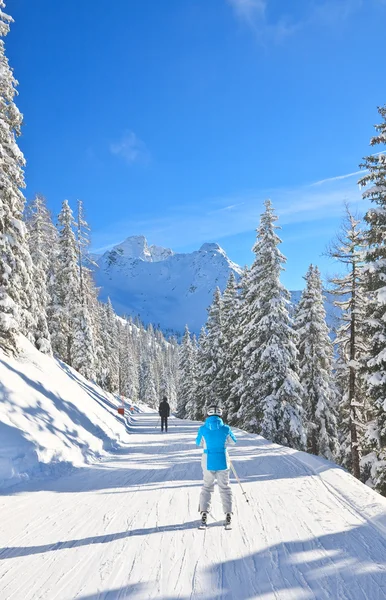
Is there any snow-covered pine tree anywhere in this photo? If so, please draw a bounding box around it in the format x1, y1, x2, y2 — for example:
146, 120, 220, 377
198, 287, 224, 413
359, 105, 386, 494
83, 271, 105, 382
217, 272, 239, 422
228, 266, 249, 426
50, 200, 79, 364
72, 299, 96, 380
118, 319, 139, 401
139, 356, 158, 408
71, 201, 96, 379
327, 206, 368, 478
102, 298, 120, 393
94, 301, 109, 389
165, 336, 178, 407
295, 265, 339, 460
192, 327, 208, 422
0, 4, 36, 353
117, 319, 129, 397
176, 325, 196, 418
25, 194, 54, 353
238, 200, 305, 449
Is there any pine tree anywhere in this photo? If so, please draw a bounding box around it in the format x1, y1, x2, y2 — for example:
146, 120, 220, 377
193, 327, 209, 421
228, 267, 249, 426
118, 319, 139, 401
217, 272, 240, 422
196, 288, 224, 414
72, 299, 96, 380
50, 200, 79, 364
71, 201, 96, 379
177, 325, 196, 418
359, 105, 386, 494
295, 265, 339, 460
102, 298, 120, 393
205, 287, 223, 402
0, 4, 35, 353
140, 356, 158, 408
238, 200, 305, 449
25, 194, 54, 353
94, 301, 109, 389
165, 336, 178, 407
327, 206, 367, 477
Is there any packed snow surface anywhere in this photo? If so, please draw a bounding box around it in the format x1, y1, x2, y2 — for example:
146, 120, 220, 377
1, 410, 386, 598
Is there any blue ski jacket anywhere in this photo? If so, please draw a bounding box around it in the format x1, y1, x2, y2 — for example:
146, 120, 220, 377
196, 416, 236, 471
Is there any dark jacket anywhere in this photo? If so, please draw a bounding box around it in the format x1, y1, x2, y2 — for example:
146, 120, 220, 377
159, 400, 170, 417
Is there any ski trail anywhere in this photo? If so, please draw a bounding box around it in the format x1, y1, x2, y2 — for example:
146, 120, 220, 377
0, 413, 386, 599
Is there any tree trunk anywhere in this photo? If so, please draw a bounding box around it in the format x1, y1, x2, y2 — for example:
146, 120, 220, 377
350, 262, 361, 479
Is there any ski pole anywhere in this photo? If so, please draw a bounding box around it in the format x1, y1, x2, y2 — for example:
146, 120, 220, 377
229, 459, 249, 503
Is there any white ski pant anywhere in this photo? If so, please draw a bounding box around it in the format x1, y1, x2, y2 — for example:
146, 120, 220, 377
199, 467, 233, 514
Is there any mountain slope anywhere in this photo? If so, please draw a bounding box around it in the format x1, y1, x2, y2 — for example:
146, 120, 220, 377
94, 236, 243, 333
0, 412, 386, 599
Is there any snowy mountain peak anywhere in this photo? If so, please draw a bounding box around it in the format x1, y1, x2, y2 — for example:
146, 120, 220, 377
199, 242, 223, 253
148, 243, 174, 262
109, 236, 173, 263
95, 236, 242, 333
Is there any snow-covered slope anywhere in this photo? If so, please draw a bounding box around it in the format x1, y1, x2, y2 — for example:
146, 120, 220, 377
94, 236, 243, 333
1, 412, 386, 599
0, 336, 134, 489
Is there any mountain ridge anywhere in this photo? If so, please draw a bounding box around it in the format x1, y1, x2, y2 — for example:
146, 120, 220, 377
94, 236, 243, 333
94, 236, 339, 334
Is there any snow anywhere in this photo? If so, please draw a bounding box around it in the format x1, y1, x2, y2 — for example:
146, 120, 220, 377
1, 343, 386, 598
0, 335, 131, 489
1, 415, 386, 599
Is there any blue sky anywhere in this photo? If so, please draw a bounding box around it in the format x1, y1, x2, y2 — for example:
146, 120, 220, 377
6, 0, 386, 289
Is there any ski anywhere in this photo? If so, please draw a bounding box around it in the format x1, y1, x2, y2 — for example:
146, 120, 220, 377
224, 522, 232, 530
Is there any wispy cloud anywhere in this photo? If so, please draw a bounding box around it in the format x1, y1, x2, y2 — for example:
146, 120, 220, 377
208, 202, 245, 214
227, 0, 266, 24
110, 131, 149, 165
227, 0, 296, 42
310, 170, 364, 187
92, 170, 367, 255
226, 0, 380, 42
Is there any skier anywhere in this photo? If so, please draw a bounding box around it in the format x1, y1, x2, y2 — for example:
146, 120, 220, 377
196, 404, 236, 529
159, 396, 170, 432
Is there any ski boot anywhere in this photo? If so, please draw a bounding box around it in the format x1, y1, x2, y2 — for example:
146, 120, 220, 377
225, 513, 232, 530
198, 512, 208, 529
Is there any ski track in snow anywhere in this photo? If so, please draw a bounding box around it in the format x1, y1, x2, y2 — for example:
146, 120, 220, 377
1, 414, 386, 600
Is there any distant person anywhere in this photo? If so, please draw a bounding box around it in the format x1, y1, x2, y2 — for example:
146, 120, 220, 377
196, 404, 236, 529
159, 396, 170, 432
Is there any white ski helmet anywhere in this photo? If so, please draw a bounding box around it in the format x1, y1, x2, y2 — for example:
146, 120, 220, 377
207, 404, 223, 417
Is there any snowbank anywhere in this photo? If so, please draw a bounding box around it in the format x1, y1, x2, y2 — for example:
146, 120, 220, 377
287, 446, 386, 537
0, 335, 132, 489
